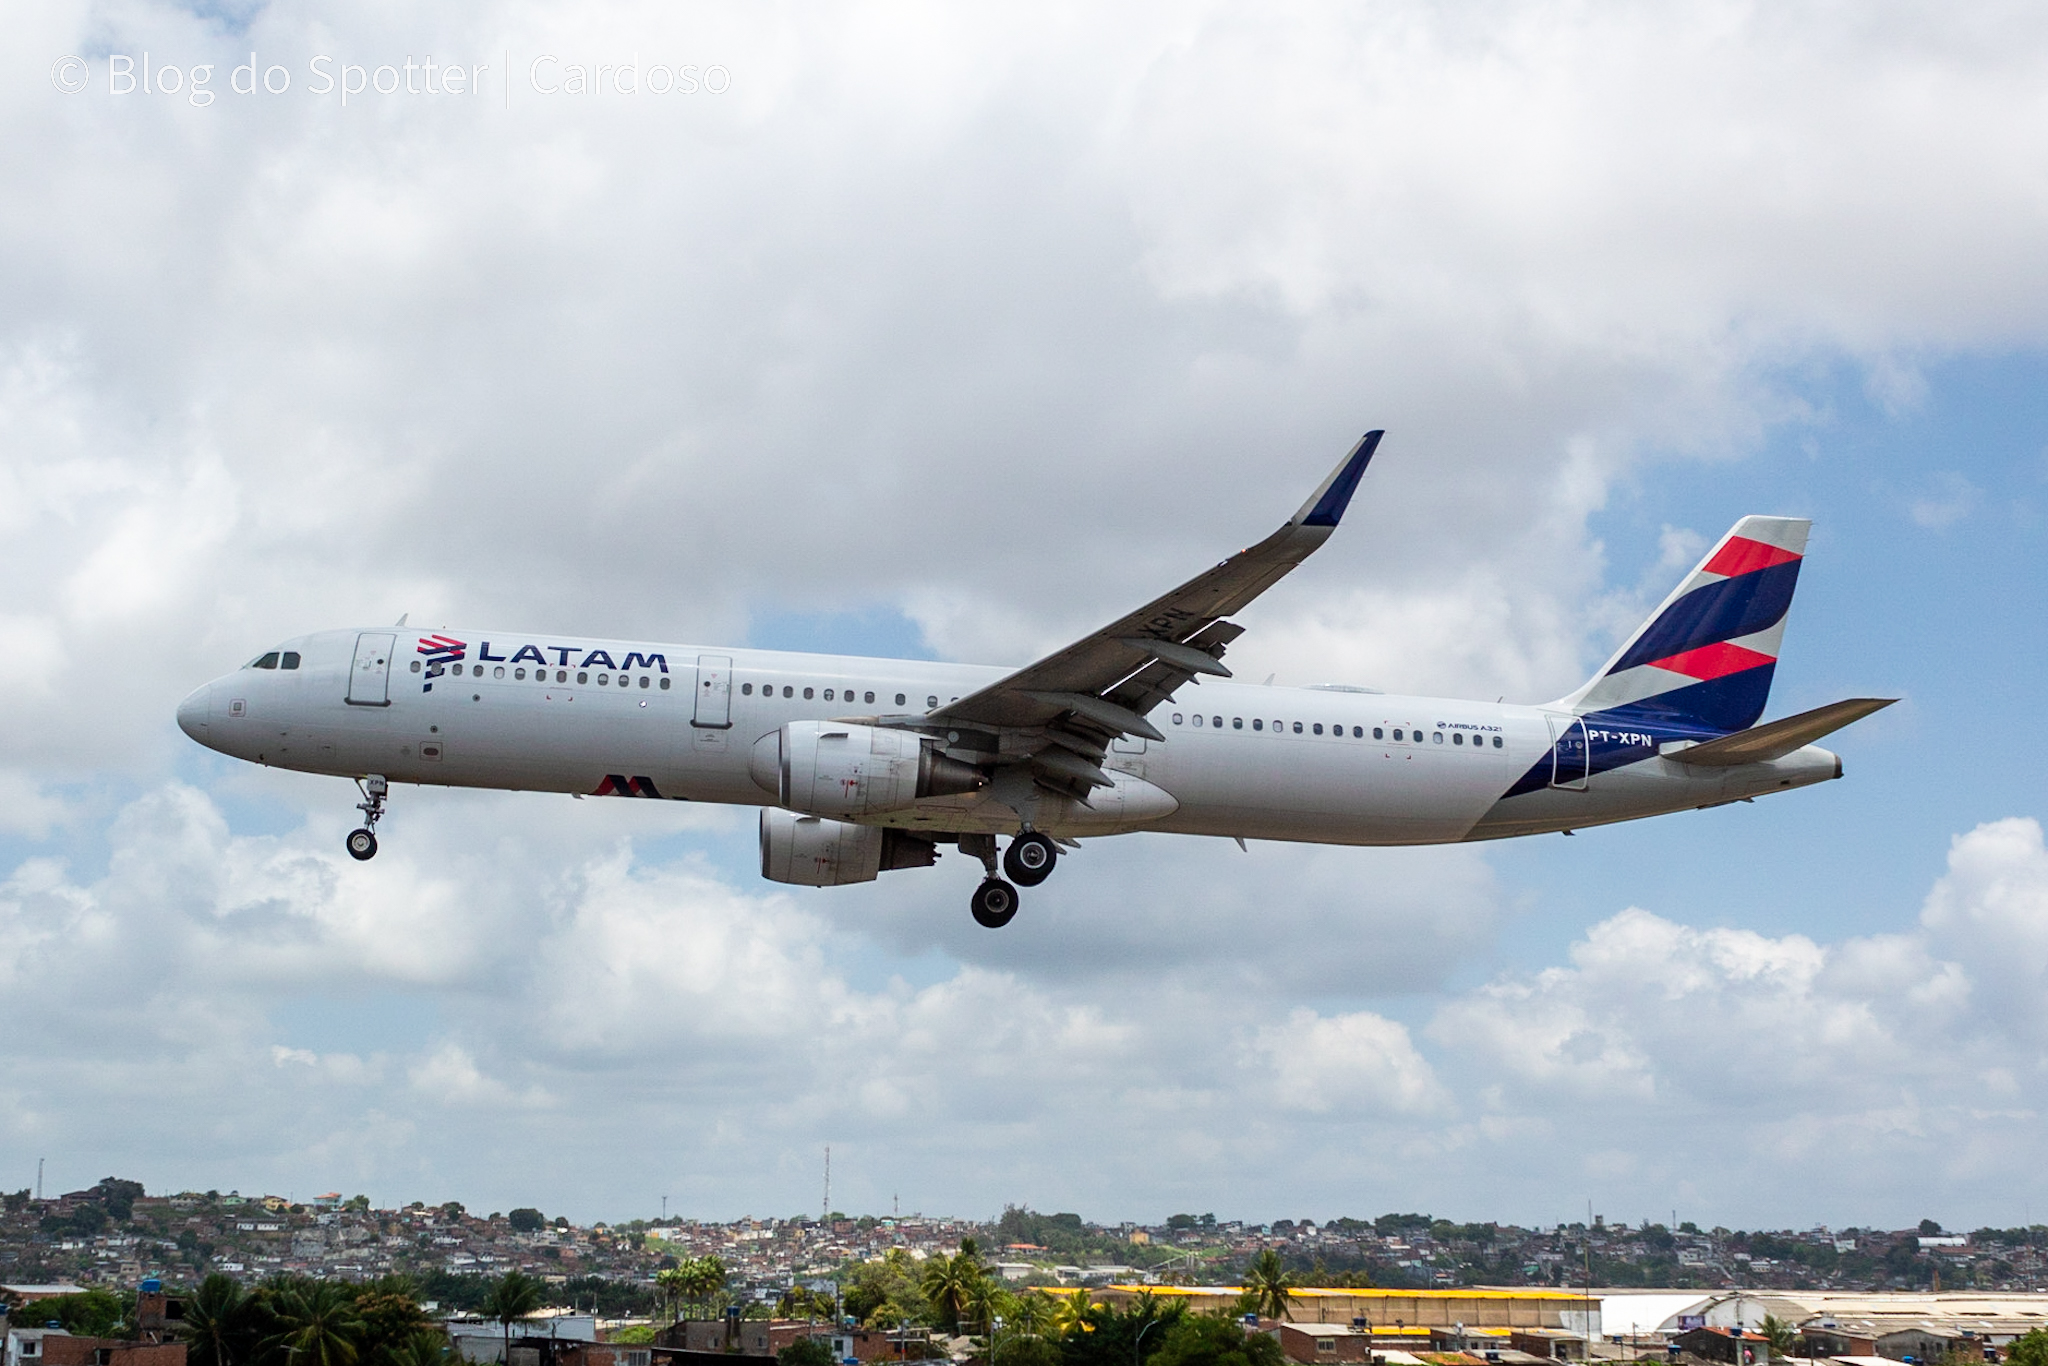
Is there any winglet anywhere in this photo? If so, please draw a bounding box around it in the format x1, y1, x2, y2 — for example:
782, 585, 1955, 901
1294, 430, 1383, 528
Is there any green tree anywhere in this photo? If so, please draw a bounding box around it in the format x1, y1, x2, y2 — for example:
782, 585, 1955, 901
778, 1340, 836, 1366
1759, 1317, 1796, 1360
383, 1335, 453, 1366
19, 1291, 127, 1338
1009, 1293, 1057, 1341
1062, 1298, 1180, 1366
479, 1271, 546, 1366
267, 1280, 367, 1366
2006, 1330, 2048, 1366
354, 1283, 433, 1366
180, 1275, 265, 1366
508, 1210, 545, 1233
1148, 1316, 1283, 1366
1051, 1293, 1095, 1341
1242, 1251, 1294, 1322
920, 1248, 986, 1335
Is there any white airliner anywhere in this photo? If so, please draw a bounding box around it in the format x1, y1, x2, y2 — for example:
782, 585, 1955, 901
177, 432, 1892, 927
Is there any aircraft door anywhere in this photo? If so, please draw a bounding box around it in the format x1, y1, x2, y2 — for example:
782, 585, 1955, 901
1547, 715, 1589, 790
693, 654, 733, 729
346, 633, 396, 706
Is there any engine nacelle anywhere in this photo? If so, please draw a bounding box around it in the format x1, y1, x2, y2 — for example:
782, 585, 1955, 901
750, 721, 984, 818
758, 808, 938, 887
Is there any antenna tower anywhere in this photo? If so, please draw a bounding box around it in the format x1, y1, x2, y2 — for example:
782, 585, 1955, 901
822, 1147, 830, 1225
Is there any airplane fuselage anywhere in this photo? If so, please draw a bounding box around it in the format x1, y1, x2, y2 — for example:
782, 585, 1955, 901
176, 626, 1840, 848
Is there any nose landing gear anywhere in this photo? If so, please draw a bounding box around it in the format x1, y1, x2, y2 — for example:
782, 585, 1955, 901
347, 775, 388, 861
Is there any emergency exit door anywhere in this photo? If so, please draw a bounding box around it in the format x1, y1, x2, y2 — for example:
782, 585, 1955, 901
693, 654, 732, 728
347, 633, 395, 706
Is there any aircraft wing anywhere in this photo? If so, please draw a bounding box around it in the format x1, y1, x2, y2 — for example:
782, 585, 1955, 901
925, 431, 1382, 794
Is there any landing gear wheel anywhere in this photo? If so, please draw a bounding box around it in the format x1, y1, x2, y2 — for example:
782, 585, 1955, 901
346, 828, 379, 861
1004, 832, 1058, 887
970, 878, 1019, 928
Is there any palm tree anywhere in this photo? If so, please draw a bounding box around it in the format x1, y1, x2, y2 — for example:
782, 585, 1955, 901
679, 1257, 730, 1315
479, 1270, 546, 1366
267, 1280, 367, 1366
1010, 1293, 1056, 1341
919, 1250, 985, 1335
1761, 1316, 1797, 1360
384, 1334, 453, 1366
180, 1273, 260, 1366
655, 1268, 690, 1324
1051, 1291, 1095, 1340
1244, 1250, 1294, 1323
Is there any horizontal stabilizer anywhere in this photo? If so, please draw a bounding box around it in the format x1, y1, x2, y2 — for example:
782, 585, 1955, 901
1665, 697, 1896, 766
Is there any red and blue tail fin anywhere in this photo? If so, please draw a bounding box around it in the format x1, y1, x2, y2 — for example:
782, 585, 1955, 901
1557, 516, 1809, 736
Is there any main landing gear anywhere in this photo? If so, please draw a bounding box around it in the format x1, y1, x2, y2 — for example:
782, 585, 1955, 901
347, 774, 388, 861
962, 832, 1062, 928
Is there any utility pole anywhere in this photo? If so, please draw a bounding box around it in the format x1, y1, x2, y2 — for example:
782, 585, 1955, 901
1584, 1201, 1595, 1365
822, 1147, 830, 1226
36, 1158, 43, 1201
662, 1195, 668, 1222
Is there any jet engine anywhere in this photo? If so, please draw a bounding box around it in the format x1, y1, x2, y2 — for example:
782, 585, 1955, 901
759, 808, 939, 887
749, 721, 984, 818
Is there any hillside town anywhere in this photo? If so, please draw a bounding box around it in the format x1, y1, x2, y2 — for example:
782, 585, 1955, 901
5, 1182, 2047, 1299
7, 1183, 2048, 1366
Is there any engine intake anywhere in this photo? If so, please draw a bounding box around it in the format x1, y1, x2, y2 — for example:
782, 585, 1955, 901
750, 721, 984, 817
759, 809, 939, 886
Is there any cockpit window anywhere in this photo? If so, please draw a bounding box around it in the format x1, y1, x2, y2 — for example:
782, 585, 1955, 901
248, 652, 280, 669
280, 651, 301, 670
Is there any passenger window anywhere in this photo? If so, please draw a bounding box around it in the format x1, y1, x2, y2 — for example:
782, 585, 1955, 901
557, 670, 568, 683
281, 652, 301, 670
1432, 731, 1443, 743
1493, 735, 1504, 748
1193, 714, 1204, 727
1353, 726, 1364, 738
494, 666, 506, 679
410, 660, 423, 673
1453, 732, 1464, 745
1292, 721, 1303, 734
660, 677, 671, 690
742, 683, 753, 695
783, 686, 793, 698
1391, 728, 1402, 741
1312, 723, 1323, 735
577, 671, 589, 684
1172, 713, 1183, 725
824, 689, 835, 701
639, 676, 650, 688
927, 695, 938, 708
804, 687, 815, 700
865, 691, 875, 704
1253, 719, 1263, 731
1233, 718, 1243, 730
514, 668, 526, 680
598, 673, 610, 685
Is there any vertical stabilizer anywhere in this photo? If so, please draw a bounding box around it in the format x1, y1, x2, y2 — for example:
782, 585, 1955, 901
1555, 516, 1809, 736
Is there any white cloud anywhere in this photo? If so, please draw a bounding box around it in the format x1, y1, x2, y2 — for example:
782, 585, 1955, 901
2, 0, 2045, 1223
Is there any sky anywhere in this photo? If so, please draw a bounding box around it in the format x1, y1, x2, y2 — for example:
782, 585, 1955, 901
3, 0, 2047, 1233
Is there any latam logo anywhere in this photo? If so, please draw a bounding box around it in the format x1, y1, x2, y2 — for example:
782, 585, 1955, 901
417, 636, 466, 692
415, 635, 672, 692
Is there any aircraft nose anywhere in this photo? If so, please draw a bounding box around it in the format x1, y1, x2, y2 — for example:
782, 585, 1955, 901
176, 684, 213, 743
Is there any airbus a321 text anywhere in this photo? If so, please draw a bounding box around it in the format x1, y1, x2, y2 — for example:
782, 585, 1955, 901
177, 431, 1893, 929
